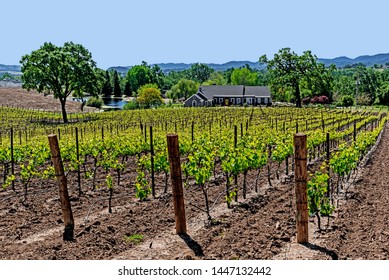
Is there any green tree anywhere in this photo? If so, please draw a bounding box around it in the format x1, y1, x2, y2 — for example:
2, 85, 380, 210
163, 70, 188, 90
230, 68, 259, 85
167, 79, 198, 101
137, 84, 163, 108
150, 64, 166, 90
224, 67, 235, 84
203, 71, 227, 85
101, 70, 112, 97
309, 63, 335, 101
354, 65, 380, 105
0, 72, 14, 80
260, 48, 325, 107
112, 70, 122, 97
123, 80, 132, 96
333, 74, 355, 99
20, 41, 99, 123
126, 65, 151, 93
187, 63, 214, 84
376, 81, 389, 105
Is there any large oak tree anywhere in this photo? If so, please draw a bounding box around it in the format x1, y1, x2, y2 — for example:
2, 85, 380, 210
20, 41, 99, 123
260, 48, 328, 107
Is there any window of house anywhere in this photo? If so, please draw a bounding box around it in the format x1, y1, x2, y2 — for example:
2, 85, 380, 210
237, 98, 241, 104
219, 98, 223, 104
192, 100, 197, 107
231, 98, 235, 104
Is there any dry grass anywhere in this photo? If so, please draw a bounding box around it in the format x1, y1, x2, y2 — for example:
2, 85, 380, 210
0, 87, 96, 113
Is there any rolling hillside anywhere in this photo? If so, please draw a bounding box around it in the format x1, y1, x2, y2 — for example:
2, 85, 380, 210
2, 53, 389, 76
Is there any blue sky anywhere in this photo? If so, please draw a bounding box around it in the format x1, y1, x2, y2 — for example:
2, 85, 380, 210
1, 0, 388, 69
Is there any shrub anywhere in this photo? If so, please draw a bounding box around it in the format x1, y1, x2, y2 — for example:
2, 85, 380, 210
340, 95, 354, 107
137, 84, 163, 108
123, 100, 139, 110
86, 97, 103, 108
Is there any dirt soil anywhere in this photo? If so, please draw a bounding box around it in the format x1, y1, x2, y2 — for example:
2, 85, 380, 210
0, 88, 388, 260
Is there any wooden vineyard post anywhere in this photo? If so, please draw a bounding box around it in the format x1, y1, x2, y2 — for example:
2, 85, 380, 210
75, 127, 81, 197
294, 133, 308, 244
234, 125, 238, 201
10, 128, 15, 191
326, 132, 330, 197
191, 121, 194, 143
167, 134, 187, 235
150, 126, 155, 198
48, 134, 75, 241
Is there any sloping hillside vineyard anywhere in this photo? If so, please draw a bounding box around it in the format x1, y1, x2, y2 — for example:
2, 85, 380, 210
0, 106, 387, 237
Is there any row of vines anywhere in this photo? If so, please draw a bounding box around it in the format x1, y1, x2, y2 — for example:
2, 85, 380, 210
0, 106, 387, 226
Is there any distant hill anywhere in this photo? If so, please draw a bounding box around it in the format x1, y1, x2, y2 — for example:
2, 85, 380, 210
0, 64, 21, 76
110, 54, 389, 74
318, 53, 389, 67
3, 53, 389, 76
109, 61, 262, 74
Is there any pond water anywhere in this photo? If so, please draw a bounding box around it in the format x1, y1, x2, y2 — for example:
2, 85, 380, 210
101, 97, 128, 110
73, 96, 128, 110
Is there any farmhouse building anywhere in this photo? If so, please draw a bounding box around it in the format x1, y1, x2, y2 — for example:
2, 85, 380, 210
184, 85, 272, 107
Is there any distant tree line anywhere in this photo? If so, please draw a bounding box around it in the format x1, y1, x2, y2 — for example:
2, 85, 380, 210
19, 41, 389, 123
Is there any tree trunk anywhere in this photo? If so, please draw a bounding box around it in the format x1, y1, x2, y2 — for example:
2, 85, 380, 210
295, 83, 302, 108
60, 98, 68, 123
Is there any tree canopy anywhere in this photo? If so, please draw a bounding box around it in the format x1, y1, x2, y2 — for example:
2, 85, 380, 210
137, 84, 163, 108
125, 62, 167, 94
230, 68, 259, 86
260, 48, 329, 107
167, 79, 198, 101
112, 70, 122, 97
20, 41, 99, 122
101, 70, 113, 97
126, 65, 151, 94
187, 63, 214, 84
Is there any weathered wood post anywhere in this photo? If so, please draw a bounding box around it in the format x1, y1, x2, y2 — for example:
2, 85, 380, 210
150, 126, 155, 198
326, 132, 330, 197
234, 125, 238, 201
294, 133, 308, 243
191, 121, 194, 143
48, 134, 75, 241
10, 127, 15, 191
167, 134, 187, 235
75, 127, 81, 197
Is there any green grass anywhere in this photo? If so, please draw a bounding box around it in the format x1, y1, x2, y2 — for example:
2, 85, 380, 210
124, 234, 144, 244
